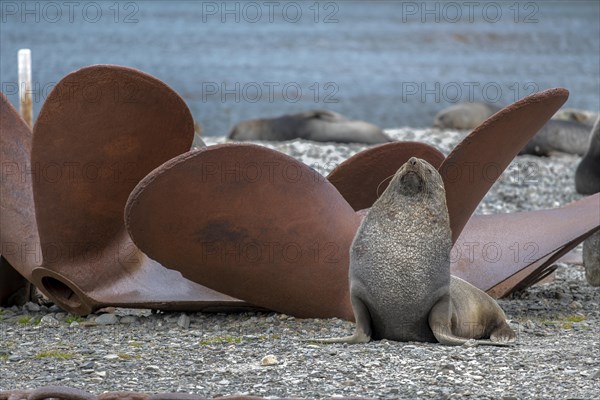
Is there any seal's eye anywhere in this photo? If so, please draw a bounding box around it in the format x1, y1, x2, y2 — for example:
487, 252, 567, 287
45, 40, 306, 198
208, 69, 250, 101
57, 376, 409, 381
427, 168, 432, 174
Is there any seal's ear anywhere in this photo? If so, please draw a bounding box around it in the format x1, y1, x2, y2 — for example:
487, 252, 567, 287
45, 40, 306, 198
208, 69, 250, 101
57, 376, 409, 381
327, 141, 445, 211
440, 88, 569, 242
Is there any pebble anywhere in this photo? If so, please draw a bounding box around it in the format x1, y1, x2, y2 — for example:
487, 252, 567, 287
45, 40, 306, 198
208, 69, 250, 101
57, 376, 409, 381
260, 355, 279, 366
94, 313, 119, 325
177, 313, 191, 329
40, 315, 59, 327
24, 302, 40, 312
119, 316, 138, 324
48, 305, 63, 313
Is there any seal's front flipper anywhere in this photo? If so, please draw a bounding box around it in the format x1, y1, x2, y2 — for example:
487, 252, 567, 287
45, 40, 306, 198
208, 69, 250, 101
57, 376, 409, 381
311, 295, 372, 344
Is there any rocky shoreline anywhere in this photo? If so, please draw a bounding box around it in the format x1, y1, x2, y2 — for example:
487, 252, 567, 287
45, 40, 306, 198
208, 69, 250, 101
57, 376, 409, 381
1, 129, 598, 399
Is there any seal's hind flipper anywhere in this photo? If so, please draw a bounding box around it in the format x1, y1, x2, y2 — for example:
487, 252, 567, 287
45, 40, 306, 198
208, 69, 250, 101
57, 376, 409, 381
429, 294, 515, 347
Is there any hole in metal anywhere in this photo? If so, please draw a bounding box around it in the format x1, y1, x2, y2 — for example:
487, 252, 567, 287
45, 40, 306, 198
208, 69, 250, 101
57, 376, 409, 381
40, 277, 82, 309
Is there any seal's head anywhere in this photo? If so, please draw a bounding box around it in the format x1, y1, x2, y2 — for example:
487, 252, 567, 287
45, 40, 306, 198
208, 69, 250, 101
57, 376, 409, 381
383, 157, 445, 202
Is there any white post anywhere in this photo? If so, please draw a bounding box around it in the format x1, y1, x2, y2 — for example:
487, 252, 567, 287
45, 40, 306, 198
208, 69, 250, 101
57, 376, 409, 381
18, 49, 33, 128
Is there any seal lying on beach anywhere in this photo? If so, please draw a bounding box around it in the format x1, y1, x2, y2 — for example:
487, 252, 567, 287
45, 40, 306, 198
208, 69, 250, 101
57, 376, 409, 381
316, 157, 516, 346
228, 110, 390, 144
433, 102, 501, 130
519, 119, 592, 156
553, 109, 599, 126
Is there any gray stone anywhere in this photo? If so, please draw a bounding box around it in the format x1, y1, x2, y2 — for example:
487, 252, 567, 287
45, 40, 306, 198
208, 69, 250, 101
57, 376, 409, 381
177, 313, 190, 329
48, 305, 63, 313
94, 314, 119, 325
24, 302, 40, 312
119, 316, 138, 324
40, 315, 60, 327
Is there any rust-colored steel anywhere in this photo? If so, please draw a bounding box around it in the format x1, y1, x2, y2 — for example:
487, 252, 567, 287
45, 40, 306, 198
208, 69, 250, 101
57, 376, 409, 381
327, 141, 445, 211
451, 193, 600, 297
0, 386, 367, 400
0, 256, 31, 305
440, 88, 569, 242
1, 66, 253, 315
1, 92, 40, 305
125, 88, 590, 320
126, 144, 360, 320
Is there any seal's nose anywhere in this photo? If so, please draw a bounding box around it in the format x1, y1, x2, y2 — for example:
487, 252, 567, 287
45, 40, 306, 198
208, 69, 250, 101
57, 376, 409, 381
409, 157, 418, 166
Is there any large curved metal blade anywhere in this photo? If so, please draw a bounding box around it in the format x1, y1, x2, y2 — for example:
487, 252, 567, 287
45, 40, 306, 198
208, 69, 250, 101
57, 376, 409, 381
327, 141, 445, 211
451, 194, 600, 296
441, 88, 569, 242
26, 65, 249, 314
0, 93, 39, 305
126, 144, 359, 319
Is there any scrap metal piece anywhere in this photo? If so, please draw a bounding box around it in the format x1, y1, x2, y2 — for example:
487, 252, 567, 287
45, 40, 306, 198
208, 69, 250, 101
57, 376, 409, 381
440, 88, 569, 241
2, 66, 253, 315
0, 256, 31, 306
126, 144, 360, 320
452, 194, 600, 297
327, 141, 445, 211
1, 92, 40, 305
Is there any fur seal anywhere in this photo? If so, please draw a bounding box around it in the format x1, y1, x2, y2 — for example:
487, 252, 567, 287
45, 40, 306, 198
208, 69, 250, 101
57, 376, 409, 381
433, 102, 501, 130
316, 157, 516, 345
228, 110, 390, 144
575, 116, 600, 195
519, 119, 591, 156
553, 109, 599, 126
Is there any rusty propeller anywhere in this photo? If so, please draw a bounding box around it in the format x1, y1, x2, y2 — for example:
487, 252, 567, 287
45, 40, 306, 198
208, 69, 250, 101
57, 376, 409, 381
1, 66, 255, 315
125, 88, 596, 319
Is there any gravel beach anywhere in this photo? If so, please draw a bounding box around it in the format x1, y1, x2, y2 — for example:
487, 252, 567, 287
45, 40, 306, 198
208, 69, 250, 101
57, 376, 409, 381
1, 128, 598, 399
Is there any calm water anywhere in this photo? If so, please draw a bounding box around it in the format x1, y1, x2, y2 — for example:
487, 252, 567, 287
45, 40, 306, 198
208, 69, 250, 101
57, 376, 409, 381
1, 1, 599, 136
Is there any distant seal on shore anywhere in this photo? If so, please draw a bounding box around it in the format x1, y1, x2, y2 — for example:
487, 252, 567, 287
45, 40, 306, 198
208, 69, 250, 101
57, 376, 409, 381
575, 116, 600, 195
519, 119, 591, 156
315, 157, 516, 345
553, 109, 599, 126
433, 102, 501, 130
228, 110, 390, 144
